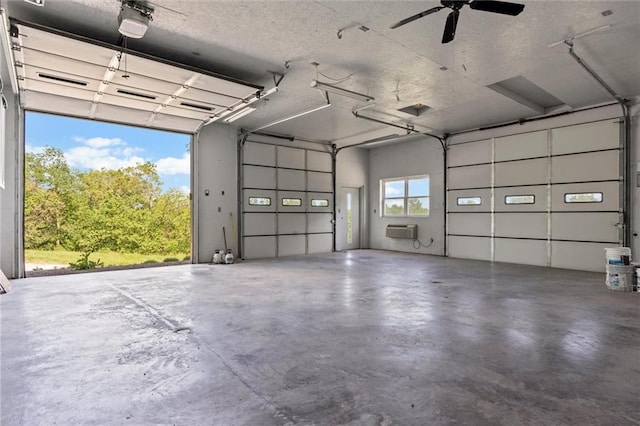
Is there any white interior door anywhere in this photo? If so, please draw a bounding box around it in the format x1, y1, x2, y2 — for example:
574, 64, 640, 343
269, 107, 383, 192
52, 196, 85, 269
339, 187, 360, 250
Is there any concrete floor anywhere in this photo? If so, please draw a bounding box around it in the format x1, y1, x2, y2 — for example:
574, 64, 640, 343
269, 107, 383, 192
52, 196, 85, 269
1, 250, 638, 425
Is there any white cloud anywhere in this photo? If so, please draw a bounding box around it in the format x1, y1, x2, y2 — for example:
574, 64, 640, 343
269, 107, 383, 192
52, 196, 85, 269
25, 144, 45, 154
65, 146, 146, 170
157, 153, 190, 175
180, 185, 190, 194
74, 137, 125, 148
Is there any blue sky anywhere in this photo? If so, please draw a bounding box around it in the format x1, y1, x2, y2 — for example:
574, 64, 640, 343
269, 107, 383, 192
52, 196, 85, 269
25, 112, 191, 192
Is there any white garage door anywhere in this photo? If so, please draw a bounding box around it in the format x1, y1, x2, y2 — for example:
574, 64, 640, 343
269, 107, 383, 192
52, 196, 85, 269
447, 120, 622, 272
241, 140, 333, 259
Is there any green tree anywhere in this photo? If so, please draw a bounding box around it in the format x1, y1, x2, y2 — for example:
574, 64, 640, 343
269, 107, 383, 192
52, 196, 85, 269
24, 147, 78, 249
408, 198, 429, 215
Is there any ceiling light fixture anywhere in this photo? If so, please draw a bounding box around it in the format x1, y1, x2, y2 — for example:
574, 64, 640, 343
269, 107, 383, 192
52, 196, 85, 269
203, 86, 279, 126
224, 106, 256, 123
548, 25, 612, 47
118, 1, 153, 39
249, 102, 331, 133
311, 80, 374, 102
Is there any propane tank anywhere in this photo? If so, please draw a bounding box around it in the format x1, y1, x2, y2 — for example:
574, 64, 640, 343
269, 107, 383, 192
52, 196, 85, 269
212, 249, 224, 264
224, 249, 235, 264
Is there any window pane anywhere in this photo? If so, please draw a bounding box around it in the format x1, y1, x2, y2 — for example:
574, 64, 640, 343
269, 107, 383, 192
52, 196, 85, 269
249, 197, 271, 206
408, 197, 429, 215
564, 192, 603, 203
457, 197, 482, 206
282, 198, 302, 206
311, 199, 329, 207
408, 177, 429, 197
384, 199, 404, 215
505, 195, 535, 205
384, 180, 405, 198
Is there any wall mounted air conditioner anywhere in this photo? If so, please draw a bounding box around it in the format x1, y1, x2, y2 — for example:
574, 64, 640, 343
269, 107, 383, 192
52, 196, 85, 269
385, 224, 418, 239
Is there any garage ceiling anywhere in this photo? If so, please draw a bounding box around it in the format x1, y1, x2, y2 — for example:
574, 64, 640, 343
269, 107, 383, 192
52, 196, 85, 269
4, 0, 640, 143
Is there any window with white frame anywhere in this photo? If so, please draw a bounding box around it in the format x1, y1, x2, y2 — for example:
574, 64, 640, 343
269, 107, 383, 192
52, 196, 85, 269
381, 175, 429, 216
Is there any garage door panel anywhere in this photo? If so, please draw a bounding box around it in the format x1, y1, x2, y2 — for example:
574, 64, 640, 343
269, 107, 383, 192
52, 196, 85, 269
307, 151, 332, 172
495, 239, 546, 266
551, 182, 619, 211
551, 121, 620, 155
448, 213, 491, 236
495, 158, 547, 186
495, 131, 547, 161
448, 164, 491, 189
244, 142, 275, 166
448, 139, 492, 167
278, 235, 306, 257
448, 189, 491, 212
551, 241, 610, 272
244, 190, 276, 212
308, 213, 332, 233
244, 213, 276, 235
244, 166, 276, 189
448, 236, 491, 261
551, 213, 619, 243
308, 172, 332, 192
494, 186, 546, 212
551, 151, 619, 183
277, 146, 305, 169
495, 213, 546, 239
308, 234, 332, 254
278, 169, 305, 191
243, 236, 276, 259
278, 214, 306, 235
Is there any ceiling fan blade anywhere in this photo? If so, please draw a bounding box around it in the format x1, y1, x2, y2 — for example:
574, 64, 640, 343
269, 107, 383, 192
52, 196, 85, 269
390, 6, 445, 29
469, 1, 525, 16
442, 9, 460, 43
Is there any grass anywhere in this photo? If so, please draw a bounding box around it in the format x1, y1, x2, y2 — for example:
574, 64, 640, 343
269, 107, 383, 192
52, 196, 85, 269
25, 249, 190, 267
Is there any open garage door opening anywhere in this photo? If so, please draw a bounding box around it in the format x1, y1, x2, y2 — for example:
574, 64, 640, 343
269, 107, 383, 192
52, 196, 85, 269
24, 112, 192, 275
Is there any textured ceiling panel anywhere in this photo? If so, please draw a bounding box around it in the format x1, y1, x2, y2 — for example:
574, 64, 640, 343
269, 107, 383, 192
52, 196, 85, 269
5, 0, 640, 143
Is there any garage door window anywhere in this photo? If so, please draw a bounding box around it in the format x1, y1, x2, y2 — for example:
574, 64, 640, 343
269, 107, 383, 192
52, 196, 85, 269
311, 199, 329, 207
382, 175, 429, 216
457, 197, 482, 206
564, 192, 603, 203
282, 198, 302, 206
505, 195, 535, 205
249, 196, 271, 206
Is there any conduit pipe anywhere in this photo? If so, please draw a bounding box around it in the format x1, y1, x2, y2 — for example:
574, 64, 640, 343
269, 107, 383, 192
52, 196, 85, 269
347, 111, 448, 256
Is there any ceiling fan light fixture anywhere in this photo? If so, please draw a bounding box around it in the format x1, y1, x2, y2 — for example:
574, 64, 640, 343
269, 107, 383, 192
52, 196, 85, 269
311, 80, 374, 102
118, 4, 150, 39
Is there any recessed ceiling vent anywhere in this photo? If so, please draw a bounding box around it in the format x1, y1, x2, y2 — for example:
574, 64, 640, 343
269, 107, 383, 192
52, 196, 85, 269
180, 102, 213, 112
398, 103, 430, 117
116, 88, 156, 100
37, 73, 88, 86
487, 76, 564, 114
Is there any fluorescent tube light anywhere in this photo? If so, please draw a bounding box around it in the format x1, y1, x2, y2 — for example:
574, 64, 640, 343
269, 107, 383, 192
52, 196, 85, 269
250, 102, 331, 133
224, 106, 256, 122
311, 80, 374, 102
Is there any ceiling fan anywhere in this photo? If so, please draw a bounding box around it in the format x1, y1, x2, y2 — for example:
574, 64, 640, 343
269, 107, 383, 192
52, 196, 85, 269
390, 0, 525, 43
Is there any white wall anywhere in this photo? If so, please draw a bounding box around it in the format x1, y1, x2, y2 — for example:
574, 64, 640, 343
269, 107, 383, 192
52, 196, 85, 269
0, 44, 21, 279
368, 137, 445, 255
195, 123, 239, 263
336, 147, 368, 250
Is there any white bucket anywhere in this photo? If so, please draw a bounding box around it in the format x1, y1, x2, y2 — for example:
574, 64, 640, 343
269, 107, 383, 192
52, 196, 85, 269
605, 247, 631, 265
606, 264, 634, 291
